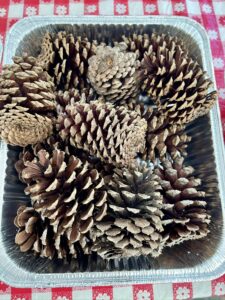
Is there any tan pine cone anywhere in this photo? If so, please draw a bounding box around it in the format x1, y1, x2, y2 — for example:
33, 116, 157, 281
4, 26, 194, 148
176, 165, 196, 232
58, 101, 147, 168
14, 205, 91, 259
154, 157, 210, 246
124, 102, 191, 160
19, 149, 107, 243
0, 53, 56, 113
56, 87, 96, 113
0, 105, 53, 147
141, 41, 217, 124
120, 32, 186, 61
37, 31, 98, 90
88, 44, 141, 103
90, 167, 167, 259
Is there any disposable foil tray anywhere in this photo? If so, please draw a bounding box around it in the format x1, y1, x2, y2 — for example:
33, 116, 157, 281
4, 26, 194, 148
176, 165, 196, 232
0, 16, 225, 288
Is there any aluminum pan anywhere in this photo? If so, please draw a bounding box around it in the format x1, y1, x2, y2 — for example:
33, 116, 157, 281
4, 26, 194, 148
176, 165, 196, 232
0, 16, 225, 287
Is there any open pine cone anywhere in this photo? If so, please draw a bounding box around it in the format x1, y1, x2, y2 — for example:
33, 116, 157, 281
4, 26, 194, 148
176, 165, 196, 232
91, 167, 167, 259
88, 44, 141, 103
154, 157, 210, 246
19, 149, 107, 244
0, 105, 53, 147
58, 101, 147, 168
120, 32, 185, 61
38, 31, 98, 90
0, 53, 56, 146
14, 205, 90, 259
124, 102, 191, 160
141, 41, 217, 124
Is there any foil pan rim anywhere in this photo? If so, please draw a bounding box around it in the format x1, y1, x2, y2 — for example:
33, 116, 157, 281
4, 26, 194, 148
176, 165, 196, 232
0, 15, 225, 287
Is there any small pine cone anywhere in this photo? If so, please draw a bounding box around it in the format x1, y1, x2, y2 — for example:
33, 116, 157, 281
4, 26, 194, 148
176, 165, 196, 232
141, 42, 217, 124
88, 45, 141, 104
20, 149, 107, 243
91, 167, 166, 259
120, 33, 185, 61
0, 105, 53, 147
38, 32, 98, 90
0, 53, 55, 113
56, 87, 96, 113
58, 102, 147, 168
14, 205, 90, 259
124, 102, 191, 160
154, 157, 210, 246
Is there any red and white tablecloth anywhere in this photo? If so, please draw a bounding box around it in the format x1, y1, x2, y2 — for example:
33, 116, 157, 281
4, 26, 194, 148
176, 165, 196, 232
0, 0, 225, 299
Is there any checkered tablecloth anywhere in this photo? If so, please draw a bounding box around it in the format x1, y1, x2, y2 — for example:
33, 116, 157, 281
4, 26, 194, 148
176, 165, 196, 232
0, 0, 225, 299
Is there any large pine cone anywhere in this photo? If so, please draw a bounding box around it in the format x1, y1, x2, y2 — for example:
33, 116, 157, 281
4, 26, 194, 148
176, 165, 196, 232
120, 33, 185, 61
38, 32, 97, 90
58, 101, 147, 168
91, 167, 167, 259
0, 105, 53, 147
19, 149, 107, 244
14, 205, 90, 259
141, 41, 217, 124
154, 157, 210, 246
0, 54, 55, 113
124, 102, 191, 160
88, 44, 141, 104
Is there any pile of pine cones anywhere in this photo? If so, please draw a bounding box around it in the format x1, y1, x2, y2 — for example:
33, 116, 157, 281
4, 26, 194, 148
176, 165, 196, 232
0, 30, 216, 261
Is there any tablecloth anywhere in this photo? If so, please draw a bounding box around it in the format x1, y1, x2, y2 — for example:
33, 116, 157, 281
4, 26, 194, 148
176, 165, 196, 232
0, 0, 225, 299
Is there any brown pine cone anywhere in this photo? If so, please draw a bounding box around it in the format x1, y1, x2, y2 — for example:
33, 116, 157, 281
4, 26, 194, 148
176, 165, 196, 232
58, 101, 147, 168
0, 105, 53, 147
88, 44, 141, 104
124, 102, 191, 160
0, 53, 55, 113
141, 41, 217, 124
14, 205, 90, 259
154, 157, 210, 246
19, 149, 107, 243
91, 167, 167, 259
120, 32, 185, 61
56, 87, 96, 113
38, 31, 98, 90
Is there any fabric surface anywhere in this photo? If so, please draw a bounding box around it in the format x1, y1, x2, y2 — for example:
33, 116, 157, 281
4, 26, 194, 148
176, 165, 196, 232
0, 0, 225, 299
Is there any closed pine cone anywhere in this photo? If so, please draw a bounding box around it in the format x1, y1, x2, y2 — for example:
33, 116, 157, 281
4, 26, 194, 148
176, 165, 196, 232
88, 44, 141, 103
20, 149, 107, 244
58, 101, 147, 168
14, 205, 90, 259
56, 87, 96, 113
91, 167, 167, 259
124, 102, 191, 160
154, 157, 210, 246
0, 53, 55, 113
0, 105, 53, 147
38, 31, 98, 90
120, 32, 185, 61
141, 40, 217, 124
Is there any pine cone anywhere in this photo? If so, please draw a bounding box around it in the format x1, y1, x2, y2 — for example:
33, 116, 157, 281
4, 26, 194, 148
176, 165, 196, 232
14, 205, 90, 259
0, 105, 53, 147
56, 87, 96, 113
38, 31, 98, 90
141, 42, 217, 124
124, 102, 191, 160
0, 53, 55, 113
58, 101, 147, 168
120, 33, 185, 61
154, 157, 210, 246
91, 167, 167, 259
20, 149, 107, 243
88, 44, 141, 103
